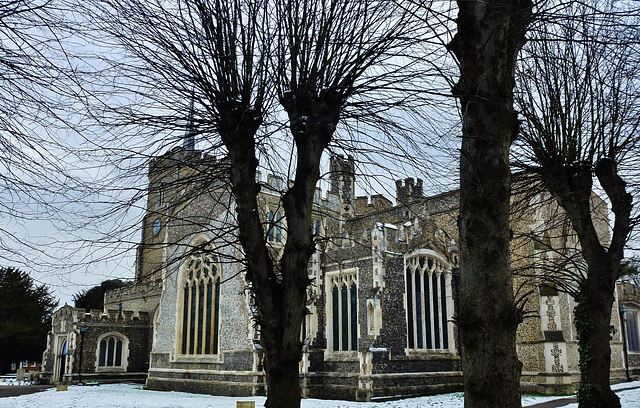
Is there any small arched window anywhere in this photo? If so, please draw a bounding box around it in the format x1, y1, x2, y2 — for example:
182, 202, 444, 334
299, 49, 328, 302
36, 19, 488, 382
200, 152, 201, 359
97, 334, 126, 368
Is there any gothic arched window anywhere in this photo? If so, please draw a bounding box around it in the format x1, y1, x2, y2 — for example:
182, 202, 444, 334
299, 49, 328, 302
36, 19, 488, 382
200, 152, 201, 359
327, 270, 358, 352
97, 334, 127, 370
179, 252, 221, 355
405, 253, 452, 351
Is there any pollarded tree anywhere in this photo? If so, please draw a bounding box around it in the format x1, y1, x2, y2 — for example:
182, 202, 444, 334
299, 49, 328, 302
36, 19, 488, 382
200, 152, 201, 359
514, 2, 640, 406
82, 0, 429, 406
447, 0, 533, 406
252, 2, 428, 405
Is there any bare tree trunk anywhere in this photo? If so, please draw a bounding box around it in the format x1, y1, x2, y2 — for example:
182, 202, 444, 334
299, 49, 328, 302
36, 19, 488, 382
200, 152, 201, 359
219, 93, 339, 408
449, 1, 532, 406
575, 274, 619, 408
263, 350, 302, 407
218, 108, 305, 407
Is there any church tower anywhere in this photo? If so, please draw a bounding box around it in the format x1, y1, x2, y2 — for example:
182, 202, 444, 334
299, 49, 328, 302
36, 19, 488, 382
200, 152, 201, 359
136, 103, 199, 283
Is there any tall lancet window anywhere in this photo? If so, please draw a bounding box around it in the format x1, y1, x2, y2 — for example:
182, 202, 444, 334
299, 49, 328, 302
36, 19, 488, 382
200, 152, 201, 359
179, 252, 221, 355
327, 270, 358, 352
405, 252, 453, 351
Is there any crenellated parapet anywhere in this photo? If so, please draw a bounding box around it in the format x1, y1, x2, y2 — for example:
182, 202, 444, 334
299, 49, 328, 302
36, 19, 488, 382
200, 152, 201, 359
395, 177, 424, 204
72, 308, 151, 324
618, 280, 640, 307
104, 282, 162, 304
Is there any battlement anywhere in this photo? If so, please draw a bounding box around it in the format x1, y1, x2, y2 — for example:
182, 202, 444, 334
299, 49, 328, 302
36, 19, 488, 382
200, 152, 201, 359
104, 282, 162, 304
255, 171, 341, 212
618, 280, 640, 306
148, 146, 219, 178
396, 178, 423, 204
355, 194, 393, 215
70, 307, 151, 324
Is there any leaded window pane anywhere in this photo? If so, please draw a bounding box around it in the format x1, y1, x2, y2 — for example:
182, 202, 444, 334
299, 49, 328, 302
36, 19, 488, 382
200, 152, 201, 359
406, 268, 414, 349
181, 283, 189, 354
415, 271, 423, 349
189, 283, 196, 354
99, 340, 106, 366
626, 311, 640, 352
332, 286, 339, 351
441, 274, 448, 349
107, 337, 115, 366
275, 214, 282, 242
329, 272, 358, 352
424, 271, 432, 349
115, 340, 123, 366
197, 281, 205, 354
213, 277, 221, 354
97, 336, 125, 368
432, 273, 440, 349
405, 255, 451, 351
341, 285, 348, 351
350, 284, 357, 351
205, 280, 213, 354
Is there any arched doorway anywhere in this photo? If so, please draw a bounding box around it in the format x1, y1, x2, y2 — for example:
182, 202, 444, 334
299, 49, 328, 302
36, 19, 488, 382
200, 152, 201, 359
56, 339, 67, 382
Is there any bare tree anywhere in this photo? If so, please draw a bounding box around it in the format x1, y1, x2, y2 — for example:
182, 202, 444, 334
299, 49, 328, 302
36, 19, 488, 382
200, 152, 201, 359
514, 2, 640, 406
79, 0, 432, 406
447, 0, 533, 406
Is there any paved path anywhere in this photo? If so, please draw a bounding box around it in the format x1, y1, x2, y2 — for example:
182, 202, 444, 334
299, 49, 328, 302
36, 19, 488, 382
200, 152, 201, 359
0, 384, 55, 398
526, 385, 640, 408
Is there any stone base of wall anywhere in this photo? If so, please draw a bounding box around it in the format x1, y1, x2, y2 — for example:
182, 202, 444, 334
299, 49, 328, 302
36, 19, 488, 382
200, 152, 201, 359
40, 372, 148, 385
302, 371, 463, 402
521, 368, 631, 396
521, 371, 577, 395
146, 370, 265, 396
610, 367, 633, 384
521, 381, 577, 396
40, 372, 54, 385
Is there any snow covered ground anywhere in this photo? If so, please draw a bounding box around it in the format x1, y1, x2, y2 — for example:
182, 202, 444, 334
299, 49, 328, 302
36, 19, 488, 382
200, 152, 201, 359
0, 381, 638, 407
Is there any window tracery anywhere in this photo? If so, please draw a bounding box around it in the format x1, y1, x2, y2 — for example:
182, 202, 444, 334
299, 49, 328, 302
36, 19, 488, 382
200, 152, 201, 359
97, 333, 127, 370
179, 252, 221, 355
328, 271, 358, 352
405, 253, 452, 351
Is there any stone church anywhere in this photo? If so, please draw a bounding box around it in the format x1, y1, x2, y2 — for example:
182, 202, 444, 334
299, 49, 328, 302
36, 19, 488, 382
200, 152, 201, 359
42, 144, 636, 400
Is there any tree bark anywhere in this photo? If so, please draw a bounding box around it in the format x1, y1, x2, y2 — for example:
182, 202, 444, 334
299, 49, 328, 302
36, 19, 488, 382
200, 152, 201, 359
218, 106, 301, 407
449, 1, 532, 407
574, 275, 619, 408
263, 351, 302, 407
219, 91, 341, 408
